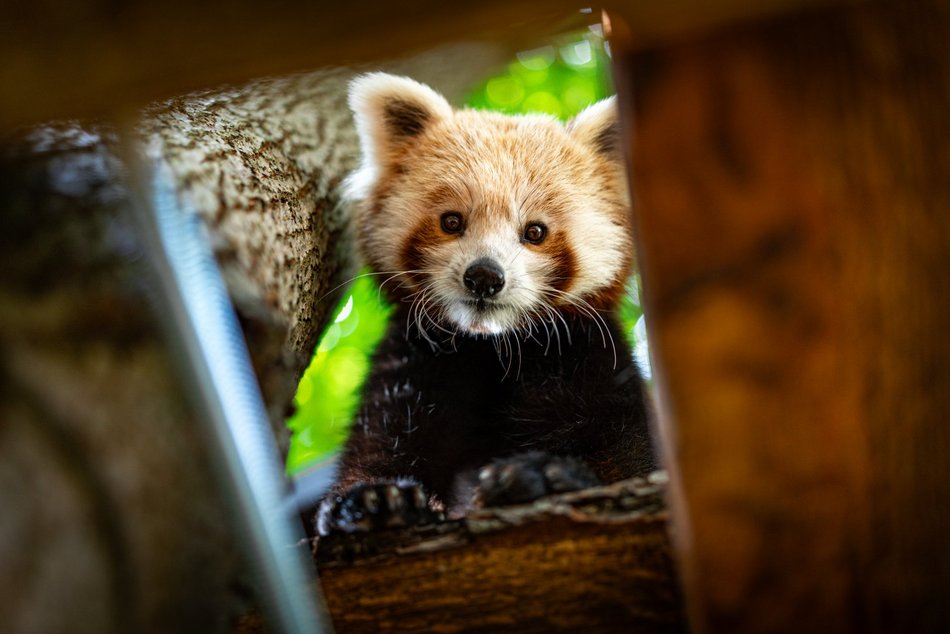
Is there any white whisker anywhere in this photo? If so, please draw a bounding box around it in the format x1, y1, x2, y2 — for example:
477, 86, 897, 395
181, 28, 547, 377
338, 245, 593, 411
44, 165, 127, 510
540, 285, 618, 369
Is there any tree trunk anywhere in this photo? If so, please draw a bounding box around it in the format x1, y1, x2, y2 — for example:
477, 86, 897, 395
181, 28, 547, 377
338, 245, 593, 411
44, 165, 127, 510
0, 43, 506, 633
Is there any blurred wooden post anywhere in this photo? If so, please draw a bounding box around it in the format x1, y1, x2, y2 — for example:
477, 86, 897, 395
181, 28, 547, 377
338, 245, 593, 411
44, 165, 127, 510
609, 1, 949, 632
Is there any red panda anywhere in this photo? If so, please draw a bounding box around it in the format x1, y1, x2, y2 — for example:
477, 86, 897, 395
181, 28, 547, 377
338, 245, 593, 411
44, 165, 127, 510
317, 73, 654, 535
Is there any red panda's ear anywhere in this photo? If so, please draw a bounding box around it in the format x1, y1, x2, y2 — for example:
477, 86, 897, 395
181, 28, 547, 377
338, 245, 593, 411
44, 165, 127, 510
349, 73, 453, 165
566, 96, 621, 159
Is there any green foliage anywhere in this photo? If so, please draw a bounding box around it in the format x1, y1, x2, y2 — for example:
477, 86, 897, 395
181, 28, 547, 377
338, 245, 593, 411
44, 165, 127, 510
285, 28, 649, 475
285, 275, 391, 472
465, 33, 612, 118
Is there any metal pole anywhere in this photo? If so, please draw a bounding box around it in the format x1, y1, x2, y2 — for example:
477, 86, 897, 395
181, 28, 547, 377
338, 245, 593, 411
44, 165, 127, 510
129, 155, 333, 634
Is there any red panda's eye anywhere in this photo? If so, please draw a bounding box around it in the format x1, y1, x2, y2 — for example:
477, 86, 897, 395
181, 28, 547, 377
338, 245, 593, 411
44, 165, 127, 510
440, 211, 464, 234
523, 223, 547, 244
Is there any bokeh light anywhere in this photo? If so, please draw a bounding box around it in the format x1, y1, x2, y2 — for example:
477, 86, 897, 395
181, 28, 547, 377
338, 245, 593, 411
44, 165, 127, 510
485, 77, 525, 109
521, 92, 562, 118
515, 46, 556, 71
560, 40, 595, 67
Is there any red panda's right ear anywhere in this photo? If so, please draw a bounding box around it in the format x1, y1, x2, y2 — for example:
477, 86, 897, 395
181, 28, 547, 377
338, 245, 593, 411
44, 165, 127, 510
566, 96, 621, 160
348, 73, 453, 167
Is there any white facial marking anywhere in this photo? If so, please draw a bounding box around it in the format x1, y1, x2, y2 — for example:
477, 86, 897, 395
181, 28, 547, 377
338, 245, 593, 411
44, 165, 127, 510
429, 225, 524, 333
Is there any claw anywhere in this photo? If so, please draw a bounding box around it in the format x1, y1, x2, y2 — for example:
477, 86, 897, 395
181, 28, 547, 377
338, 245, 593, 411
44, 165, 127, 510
361, 487, 380, 514
384, 484, 404, 512
475, 452, 601, 507
497, 464, 518, 488
317, 479, 442, 535
411, 485, 428, 510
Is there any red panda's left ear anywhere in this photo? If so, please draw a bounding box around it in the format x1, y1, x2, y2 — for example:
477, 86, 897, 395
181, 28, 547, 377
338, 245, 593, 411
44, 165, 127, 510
566, 96, 621, 159
349, 73, 453, 164
345, 73, 454, 200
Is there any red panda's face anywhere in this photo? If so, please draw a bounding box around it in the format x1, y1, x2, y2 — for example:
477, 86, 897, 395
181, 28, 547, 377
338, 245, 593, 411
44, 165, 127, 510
346, 73, 633, 337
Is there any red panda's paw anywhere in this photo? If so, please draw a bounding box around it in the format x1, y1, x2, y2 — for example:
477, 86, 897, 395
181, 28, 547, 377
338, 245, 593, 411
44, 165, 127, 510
315, 479, 444, 536
474, 452, 601, 508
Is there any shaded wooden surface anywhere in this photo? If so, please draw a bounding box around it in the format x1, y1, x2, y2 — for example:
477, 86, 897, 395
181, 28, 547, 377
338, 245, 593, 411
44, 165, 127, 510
0, 0, 838, 130
611, 0, 950, 631
313, 476, 684, 633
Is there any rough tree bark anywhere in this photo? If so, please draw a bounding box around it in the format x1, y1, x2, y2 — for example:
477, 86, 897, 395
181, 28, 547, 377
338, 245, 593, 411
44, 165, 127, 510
0, 43, 507, 633
311, 475, 683, 634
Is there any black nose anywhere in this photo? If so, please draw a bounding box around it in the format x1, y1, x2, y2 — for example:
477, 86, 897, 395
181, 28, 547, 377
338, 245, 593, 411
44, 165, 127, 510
463, 258, 505, 299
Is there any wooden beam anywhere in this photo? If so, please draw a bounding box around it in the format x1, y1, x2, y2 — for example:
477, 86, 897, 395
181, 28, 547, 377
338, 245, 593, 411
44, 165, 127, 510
0, 0, 841, 131
610, 0, 950, 631
0, 0, 583, 130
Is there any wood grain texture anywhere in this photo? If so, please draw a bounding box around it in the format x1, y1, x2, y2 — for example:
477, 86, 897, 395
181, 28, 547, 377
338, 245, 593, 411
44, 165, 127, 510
610, 1, 950, 631
314, 476, 684, 634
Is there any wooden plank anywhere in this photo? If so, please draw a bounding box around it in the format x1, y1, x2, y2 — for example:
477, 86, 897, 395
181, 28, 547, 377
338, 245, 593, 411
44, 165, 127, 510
609, 1, 950, 631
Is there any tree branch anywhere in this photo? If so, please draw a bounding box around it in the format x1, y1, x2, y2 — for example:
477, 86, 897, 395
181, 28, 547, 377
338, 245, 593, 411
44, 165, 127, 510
312, 475, 685, 633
